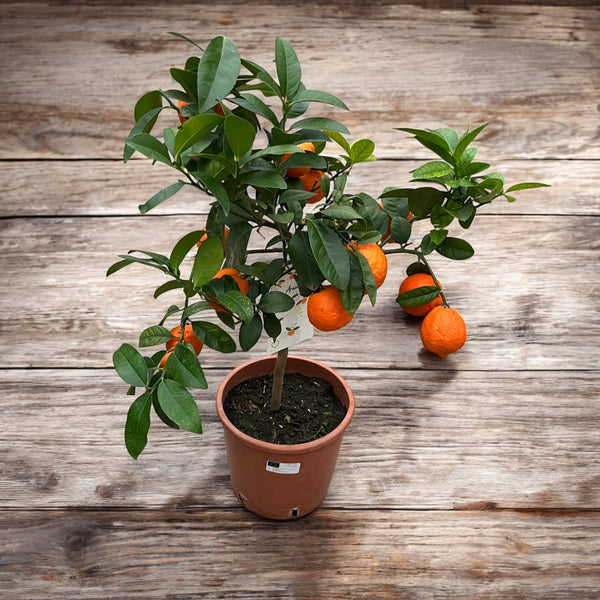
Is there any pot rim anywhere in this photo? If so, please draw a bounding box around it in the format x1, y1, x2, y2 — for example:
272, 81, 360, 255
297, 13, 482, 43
216, 354, 355, 455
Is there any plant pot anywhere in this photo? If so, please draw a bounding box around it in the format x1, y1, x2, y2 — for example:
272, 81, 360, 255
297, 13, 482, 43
216, 355, 355, 520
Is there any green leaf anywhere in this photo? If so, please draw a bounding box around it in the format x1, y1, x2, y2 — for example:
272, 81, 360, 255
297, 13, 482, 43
435, 237, 474, 260
307, 219, 350, 289
432, 128, 459, 151
139, 325, 173, 348
157, 379, 202, 434
454, 124, 487, 162
411, 161, 453, 180
397, 285, 441, 307
170, 229, 206, 273
275, 37, 302, 99
242, 170, 287, 189
292, 89, 349, 110
197, 174, 231, 215
154, 280, 191, 299
174, 113, 223, 158
354, 247, 378, 306
124, 105, 163, 162
389, 217, 412, 244
288, 230, 325, 292
138, 181, 185, 214
126, 133, 172, 165
325, 130, 351, 154
215, 290, 255, 322
397, 127, 455, 164
263, 312, 282, 340
429, 229, 448, 246
258, 291, 295, 313
321, 202, 364, 221
339, 251, 367, 314
191, 321, 236, 353
505, 182, 550, 193
408, 187, 445, 218
291, 117, 350, 134
350, 138, 376, 163
134, 90, 163, 122
113, 343, 148, 388
230, 93, 279, 126
191, 236, 224, 288
224, 114, 256, 158
196, 36, 241, 113
170, 67, 197, 101
239, 313, 263, 351
124, 391, 152, 459
166, 344, 208, 389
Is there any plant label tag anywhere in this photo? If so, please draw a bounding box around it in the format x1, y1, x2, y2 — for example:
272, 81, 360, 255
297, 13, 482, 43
266, 274, 314, 352
266, 460, 301, 475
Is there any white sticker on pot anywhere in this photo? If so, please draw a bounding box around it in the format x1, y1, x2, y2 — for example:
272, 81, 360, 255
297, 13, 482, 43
266, 273, 314, 352
266, 460, 301, 475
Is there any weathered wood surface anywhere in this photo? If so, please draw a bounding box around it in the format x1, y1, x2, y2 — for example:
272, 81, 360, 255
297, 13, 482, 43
1, 3, 598, 160
3, 509, 600, 600
1, 1, 599, 599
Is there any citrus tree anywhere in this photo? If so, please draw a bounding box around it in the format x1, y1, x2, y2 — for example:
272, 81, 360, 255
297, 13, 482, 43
109, 34, 547, 458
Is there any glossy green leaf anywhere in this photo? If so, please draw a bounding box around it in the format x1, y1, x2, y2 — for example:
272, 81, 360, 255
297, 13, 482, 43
139, 325, 173, 348
408, 187, 445, 218
397, 127, 455, 164
324, 130, 351, 154
242, 170, 287, 189
113, 343, 148, 388
138, 181, 185, 214
275, 37, 302, 99
124, 106, 163, 162
411, 161, 453, 180
435, 237, 475, 260
196, 36, 241, 113
157, 379, 202, 434
350, 138, 376, 163
174, 113, 223, 158
397, 285, 441, 307
339, 251, 367, 314
124, 391, 152, 459
389, 216, 412, 244
170, 230, 206, 273
126, 133, 172, 165
215, 290, 255, 322
505, 182, 550, 193
288, 230, 325, 292
291, 117, 350, 134
230, 93, 279, 125
191, 321, 236, 353
191, 236, 224, 288
307, 219, 350, 289
166, 344, 208, 389
354, 247, 378, 306
292, 89, 349, 110
224, 114, 256, 158
454, 124, 487, 162
430, 229, 448, 246
239, 313, 263, 351
258, 291, 295, 314
170, 67, 197, 101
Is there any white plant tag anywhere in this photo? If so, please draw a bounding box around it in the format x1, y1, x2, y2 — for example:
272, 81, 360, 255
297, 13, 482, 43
266, 460, 301, 475
266, 273, 314, 352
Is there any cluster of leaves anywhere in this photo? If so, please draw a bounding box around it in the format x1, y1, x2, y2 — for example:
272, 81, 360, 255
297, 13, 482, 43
109, 34, 548, 458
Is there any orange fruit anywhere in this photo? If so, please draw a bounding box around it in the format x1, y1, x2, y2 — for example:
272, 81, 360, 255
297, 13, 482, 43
282, 142, 315, 178
307, 285, 354, 332
178, 100, 189, 125
159, 351, 172, 368
299, 169, 325, 203
166, 324, 203, 355
196, 227, 230, 248
420, 306, 467, 358
351, 243, 387, 288
398, 273, 443, 317
207, 268, 250, 312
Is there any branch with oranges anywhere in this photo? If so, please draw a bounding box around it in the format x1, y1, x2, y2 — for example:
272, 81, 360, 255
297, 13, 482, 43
108, 34, 547, 458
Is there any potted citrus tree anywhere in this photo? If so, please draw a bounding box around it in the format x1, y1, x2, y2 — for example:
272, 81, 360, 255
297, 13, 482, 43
109, 34, 546, 519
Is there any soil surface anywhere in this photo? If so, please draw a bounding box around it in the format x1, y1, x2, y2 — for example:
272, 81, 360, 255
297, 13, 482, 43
223, 373, 347, 445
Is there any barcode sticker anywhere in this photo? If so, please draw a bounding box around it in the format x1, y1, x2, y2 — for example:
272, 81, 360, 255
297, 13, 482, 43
266, 460, 301, 474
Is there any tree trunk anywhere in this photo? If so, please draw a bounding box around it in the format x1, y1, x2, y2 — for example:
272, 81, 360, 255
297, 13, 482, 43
270, 348, 288, 412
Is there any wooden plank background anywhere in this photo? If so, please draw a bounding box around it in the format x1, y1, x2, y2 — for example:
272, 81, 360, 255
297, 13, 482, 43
1, 1, 599, 598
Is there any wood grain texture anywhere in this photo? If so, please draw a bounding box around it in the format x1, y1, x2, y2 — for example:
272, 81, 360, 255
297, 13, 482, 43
1, 213, 598, 370
0, 158, 589, 217
2, 509, 600, 600
1, 3, 598, 159
1, 368, 598, 510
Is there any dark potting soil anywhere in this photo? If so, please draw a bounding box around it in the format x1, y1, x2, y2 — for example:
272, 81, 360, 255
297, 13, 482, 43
223, 373, 347, 445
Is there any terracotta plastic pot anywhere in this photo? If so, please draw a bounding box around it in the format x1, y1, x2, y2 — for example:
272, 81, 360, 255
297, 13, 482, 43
216, 355, 355, 520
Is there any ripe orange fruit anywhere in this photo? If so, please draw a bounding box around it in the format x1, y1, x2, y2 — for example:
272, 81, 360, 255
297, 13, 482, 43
420, 306, 467, 358
282, 142, 315, 178
166, 324, 203, 355
351, 243, 388, 288
178, 100, 189, 125
196, 227, 230, 248
398, 273, 443, 317
307, 285, 354, 332
207, 268, 250, 312
299, 169, 325, 203
159, 351, 172, 368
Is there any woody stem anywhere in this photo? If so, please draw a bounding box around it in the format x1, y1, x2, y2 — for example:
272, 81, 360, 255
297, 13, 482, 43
270, 347, 288, 412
